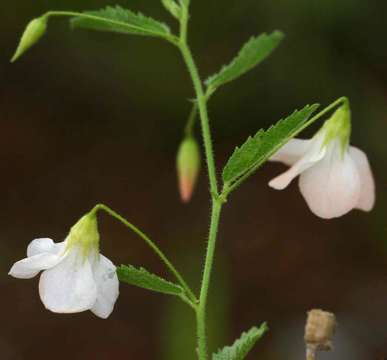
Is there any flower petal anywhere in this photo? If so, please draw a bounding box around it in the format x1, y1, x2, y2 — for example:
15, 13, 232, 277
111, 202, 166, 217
299, 142, 361, 219
349, 146, 375, 212
269, 135, 326, 190
39, 246, 97, 314
27, 238, 65, 257
91, 255, 119, 319
269, 138, 312, 166
9, 253, 63, 279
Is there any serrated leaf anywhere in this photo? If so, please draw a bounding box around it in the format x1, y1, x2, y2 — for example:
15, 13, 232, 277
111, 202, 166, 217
71, 5, 171, 39
213, 323, 268, 360
117, 265, 184, 296
206, 31, 284, 91
162, 0, 182, 18
223, 104, 319, 184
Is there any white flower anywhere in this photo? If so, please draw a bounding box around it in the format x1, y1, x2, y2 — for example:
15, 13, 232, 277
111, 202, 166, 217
9, 213, 119, 319
268, 108, 375, 219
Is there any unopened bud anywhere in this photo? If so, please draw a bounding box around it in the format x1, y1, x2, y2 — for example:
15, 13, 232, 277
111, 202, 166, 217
11, 16, 48, 63
305, 309, 336, 352
177, 137, 201, 203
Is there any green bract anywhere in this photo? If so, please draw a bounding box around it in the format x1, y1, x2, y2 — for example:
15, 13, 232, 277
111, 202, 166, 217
11, 16, 48, 62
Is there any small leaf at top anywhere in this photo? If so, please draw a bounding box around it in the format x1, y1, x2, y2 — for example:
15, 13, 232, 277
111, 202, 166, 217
179, 0, 190, 7
117, 264, 184, 296
222, 104, 319, 184
162, 0, 182, 19
205, 31, 284, 92
212, 323, 268, 360
70, 5, 171, 39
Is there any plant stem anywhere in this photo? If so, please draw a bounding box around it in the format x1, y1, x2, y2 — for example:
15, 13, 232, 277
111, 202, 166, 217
94, 203, 197, 304
179, 43, 219, 197
178, 7, 223, 360
196, 200, 222, 359
184, 102, 199, 137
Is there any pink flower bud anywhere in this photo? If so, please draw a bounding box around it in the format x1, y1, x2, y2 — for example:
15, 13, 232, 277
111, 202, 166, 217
177, 137, 201, 203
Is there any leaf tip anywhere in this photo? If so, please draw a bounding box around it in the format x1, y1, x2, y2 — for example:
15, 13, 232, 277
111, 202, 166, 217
271, 30, 285, 40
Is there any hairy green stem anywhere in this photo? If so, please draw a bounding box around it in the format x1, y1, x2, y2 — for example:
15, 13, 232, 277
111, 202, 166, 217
196, 200, 222, 359
184, 102, 199, 137
179, 43, 219, 197
178, 6, 223, 360
93, 203, 197, 304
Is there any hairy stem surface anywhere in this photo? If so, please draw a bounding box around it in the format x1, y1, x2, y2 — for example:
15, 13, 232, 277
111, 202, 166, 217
178, 8, 223, 360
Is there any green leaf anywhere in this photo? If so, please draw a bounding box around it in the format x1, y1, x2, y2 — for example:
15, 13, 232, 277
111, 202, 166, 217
162, 0, 182, 19
117, 264, 184, 296
205, 31, 284, 91
70, 5, 172, 39
179, 0, 190, 7
212, 323, 268, 360
222, 104, 319, 184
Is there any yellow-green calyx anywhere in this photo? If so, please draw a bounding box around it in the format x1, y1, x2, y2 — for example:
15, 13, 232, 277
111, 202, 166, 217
66, 212, 100, 258
11, 15, 48, 63
321, 101, 351, 153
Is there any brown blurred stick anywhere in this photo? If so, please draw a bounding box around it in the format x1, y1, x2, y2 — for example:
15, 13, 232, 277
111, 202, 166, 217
304, 309, 337, 360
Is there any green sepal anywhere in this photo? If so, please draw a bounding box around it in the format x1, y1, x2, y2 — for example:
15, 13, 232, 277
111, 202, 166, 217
321, 102, 351, 153
212, 323, 268, 360
67, 211, 100, 258
117, 264, 184, 296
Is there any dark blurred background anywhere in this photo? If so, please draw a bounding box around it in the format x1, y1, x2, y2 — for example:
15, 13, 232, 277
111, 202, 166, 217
1, 0, 386, 359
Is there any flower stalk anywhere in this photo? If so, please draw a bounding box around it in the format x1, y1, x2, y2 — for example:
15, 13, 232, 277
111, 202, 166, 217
94, 203, 197, 305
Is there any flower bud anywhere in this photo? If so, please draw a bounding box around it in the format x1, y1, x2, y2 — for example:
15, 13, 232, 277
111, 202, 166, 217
305, 309, 336, 351
67, 211, 100, 257
11, 16, 48, 63
177, 137, 201, 203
